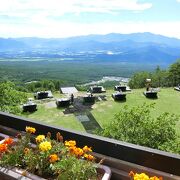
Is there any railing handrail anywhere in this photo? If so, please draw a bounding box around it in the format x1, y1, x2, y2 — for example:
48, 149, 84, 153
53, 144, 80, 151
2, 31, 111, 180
0, 111, 180, 175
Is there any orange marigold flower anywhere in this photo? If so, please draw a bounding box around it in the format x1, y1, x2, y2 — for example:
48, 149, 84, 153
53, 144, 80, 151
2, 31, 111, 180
49, 154, 59, 163
150, 176, 163, 180
82, 145, 92, 153
24, 148, 30, 154
0, 144, 7, 152
3, 138, 13, 145
68, 146, 77, 154
25, 126, 36, 134
74, 147, 84, 157
65, 140, 76, 147
84, 154, 95, 161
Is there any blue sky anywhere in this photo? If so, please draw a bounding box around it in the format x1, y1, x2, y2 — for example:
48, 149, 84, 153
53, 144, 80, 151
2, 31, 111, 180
0, 0, 180, 38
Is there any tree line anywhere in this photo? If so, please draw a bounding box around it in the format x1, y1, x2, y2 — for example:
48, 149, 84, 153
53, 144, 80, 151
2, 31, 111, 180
17, 80, 64, 93
128, 59, 180, 88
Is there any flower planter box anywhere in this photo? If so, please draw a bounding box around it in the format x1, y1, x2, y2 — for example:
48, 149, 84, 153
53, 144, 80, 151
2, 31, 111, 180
94, 152, 180, 180
0, 164, 111, 180
0, 133, 9, 141
0, 127, 111, 180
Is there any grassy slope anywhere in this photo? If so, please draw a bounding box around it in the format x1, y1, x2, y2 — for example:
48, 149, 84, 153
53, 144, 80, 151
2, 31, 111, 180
22, 93, 85, 132
22, 105, 85, 132
22, 88, 180, 134
92, 88, 180, 133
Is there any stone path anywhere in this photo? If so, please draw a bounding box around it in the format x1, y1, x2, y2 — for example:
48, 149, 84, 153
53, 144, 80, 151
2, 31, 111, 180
62, 96, 102, 133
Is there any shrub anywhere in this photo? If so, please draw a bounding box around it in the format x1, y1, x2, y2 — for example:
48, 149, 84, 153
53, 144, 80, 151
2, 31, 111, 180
98, 103, 180, 154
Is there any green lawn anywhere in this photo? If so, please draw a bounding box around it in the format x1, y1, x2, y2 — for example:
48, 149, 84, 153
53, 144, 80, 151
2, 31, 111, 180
22, 98, 85, 132
92, 88, 180, 128
21, 88, 180, 134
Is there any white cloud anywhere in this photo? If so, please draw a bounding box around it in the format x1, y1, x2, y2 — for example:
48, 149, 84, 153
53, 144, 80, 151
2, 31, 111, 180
0, 0, 152, 18
0, 0, 179, 39
0, 0, 153, 38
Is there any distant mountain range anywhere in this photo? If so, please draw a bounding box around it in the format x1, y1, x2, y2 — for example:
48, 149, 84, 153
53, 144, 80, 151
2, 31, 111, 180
0, 32, 180, 64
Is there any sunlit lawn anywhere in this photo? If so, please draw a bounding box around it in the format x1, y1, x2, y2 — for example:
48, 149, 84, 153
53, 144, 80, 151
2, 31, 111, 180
92, 88, 180, 134
21, 88, 180, 134
22, 92, 85, 132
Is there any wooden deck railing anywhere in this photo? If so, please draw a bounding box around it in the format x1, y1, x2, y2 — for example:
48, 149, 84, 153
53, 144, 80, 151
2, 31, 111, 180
0, 111, 180, 179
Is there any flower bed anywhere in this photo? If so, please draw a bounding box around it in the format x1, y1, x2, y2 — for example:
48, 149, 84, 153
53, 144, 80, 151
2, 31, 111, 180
0, 126, 111, 180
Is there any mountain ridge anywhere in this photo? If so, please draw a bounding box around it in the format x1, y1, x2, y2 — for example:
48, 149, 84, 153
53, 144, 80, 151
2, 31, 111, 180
0, 32, 180, 65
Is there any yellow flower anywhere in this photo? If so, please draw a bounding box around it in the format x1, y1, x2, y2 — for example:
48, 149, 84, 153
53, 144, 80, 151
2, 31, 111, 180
25, 126, 36, 134
36, 135, 45, 143
39, 141, 52, 152
82, 145, 92, 153
129, 171, 163, 180
49, 154, 59, 163
134, 173, 149, 180
65, 140, 76, 147
84, 154, 94, 161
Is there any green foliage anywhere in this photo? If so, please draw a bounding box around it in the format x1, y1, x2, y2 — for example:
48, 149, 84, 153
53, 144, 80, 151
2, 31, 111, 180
129, 60, 180, 89
98, 81, 120, 90
0, 60, 156, 85
168, 59, 180, 86
159, 138, 180, 154
53, 156, 97, 180
151, 68, 169, 87
75, 85, 89, 91
128, 71, 150, 88
98, 103, 180, 153
0, 81, 27, 114
24, 80, 63, 92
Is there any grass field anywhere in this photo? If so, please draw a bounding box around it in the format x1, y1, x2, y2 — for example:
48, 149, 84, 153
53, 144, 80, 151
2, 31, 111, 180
21, 88, 180, 135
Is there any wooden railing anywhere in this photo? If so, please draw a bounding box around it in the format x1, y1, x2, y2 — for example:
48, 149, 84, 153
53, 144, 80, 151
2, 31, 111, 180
0, 111, 180, 179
